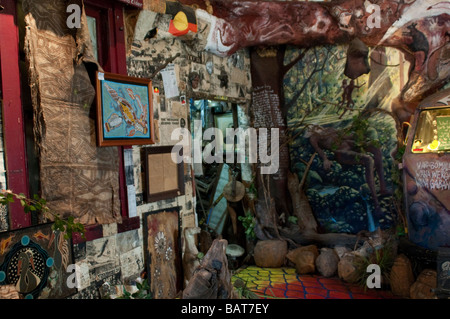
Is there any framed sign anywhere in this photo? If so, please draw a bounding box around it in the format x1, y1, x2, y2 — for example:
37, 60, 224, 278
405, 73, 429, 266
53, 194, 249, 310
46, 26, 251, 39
144, 146, 185, 202
96, 71, 155, 146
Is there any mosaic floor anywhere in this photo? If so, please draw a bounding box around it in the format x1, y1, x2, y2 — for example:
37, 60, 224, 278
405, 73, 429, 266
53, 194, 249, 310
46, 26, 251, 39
232, 266, 398, 299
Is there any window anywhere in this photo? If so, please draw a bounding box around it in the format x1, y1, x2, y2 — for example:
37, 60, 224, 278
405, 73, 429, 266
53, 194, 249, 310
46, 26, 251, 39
411, 107, 450, 153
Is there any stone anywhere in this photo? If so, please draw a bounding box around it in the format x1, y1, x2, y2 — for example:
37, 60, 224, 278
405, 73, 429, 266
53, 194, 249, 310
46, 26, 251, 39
338, 253, 358, 283
254, 240, 287, 268
286, 245, 319, 275
316, 248, 339, 277
286, 245, 319, 261
334, 246, 351, 259
410, 269, 437, 299
389, 254, 415, 298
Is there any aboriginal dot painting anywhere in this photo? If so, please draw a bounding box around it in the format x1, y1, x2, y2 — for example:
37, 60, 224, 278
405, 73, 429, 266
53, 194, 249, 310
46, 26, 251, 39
232, 266, 397, 299
0, 223, 76, 299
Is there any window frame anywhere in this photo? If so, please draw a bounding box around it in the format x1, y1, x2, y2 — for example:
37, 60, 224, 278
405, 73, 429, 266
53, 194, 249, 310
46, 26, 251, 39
0, 0, 31, 230
411, 107, 450, 154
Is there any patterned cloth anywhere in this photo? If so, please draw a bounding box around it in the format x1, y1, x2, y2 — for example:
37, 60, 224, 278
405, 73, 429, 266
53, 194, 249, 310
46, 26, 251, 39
232, 266, 398, 299
23, 0, 122, 225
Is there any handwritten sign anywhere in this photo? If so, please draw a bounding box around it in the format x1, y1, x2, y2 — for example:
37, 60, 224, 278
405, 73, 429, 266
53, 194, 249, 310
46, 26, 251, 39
437, 115, 450, 151
252, 85, 285, 128
415, 161, 450, 190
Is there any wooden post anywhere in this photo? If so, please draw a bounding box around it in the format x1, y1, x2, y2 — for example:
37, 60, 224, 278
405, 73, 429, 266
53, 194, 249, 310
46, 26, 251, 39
0, 0, 31, 229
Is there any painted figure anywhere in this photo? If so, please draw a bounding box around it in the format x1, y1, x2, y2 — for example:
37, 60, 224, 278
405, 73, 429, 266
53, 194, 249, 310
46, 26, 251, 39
305, 124, 391, 216
15, 249, 41, 294
338, 79, 365, 119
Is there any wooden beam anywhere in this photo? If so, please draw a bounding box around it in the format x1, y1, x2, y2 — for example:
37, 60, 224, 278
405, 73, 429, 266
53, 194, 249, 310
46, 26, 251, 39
0, 0, 31, 229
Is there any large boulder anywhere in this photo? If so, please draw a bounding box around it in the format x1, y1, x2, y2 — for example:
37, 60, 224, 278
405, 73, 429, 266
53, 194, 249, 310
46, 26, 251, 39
316, 248, 339, 277
410, 269, 437, 299
338, 253, 359, 283
254, 240, 288, 268
286, 245, 319, 274
389, 254, 415, 298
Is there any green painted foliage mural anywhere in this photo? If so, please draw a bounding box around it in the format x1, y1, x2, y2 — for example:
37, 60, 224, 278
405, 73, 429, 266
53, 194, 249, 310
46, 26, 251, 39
285, 44, 406, 234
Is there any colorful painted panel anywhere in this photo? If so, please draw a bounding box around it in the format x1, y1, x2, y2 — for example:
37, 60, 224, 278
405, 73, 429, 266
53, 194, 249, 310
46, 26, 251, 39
143, 207, 182, 299
0, 223, 76, 299
96, 71, 155, 147
232, 266, 397, 299
286, 45, 401, 234
402, 89, 450, 250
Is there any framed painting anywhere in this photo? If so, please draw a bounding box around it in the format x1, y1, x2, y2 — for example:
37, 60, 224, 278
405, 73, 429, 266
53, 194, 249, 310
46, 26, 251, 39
96, 71, 155, 146
144, 146, 185, 203
0, 223, 76, 299
142, 207, 182, 299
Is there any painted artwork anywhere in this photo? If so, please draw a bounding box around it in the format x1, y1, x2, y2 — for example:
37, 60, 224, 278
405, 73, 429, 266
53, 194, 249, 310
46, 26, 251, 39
0, 223, 76, 299
286, 45, 402, 234
402, 88, 450, 250
96, 71, 154, 146
143, 207, 182, 299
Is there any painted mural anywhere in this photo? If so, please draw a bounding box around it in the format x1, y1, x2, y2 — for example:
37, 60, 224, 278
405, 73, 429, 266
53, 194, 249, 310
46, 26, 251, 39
402, 88, 450, 249
285, 44, 405, 234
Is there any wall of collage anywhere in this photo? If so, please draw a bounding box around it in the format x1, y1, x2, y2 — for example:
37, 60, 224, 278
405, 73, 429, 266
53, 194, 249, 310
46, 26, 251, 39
66, 8, 253, 299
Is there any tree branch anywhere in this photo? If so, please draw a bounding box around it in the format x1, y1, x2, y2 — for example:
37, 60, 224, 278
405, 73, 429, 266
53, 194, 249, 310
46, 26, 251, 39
282, 48, 310, 76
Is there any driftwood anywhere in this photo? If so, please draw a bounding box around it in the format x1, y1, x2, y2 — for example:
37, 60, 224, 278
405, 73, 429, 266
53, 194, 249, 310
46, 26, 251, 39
182, 227, 201, 288
287, 153, 318, 232
284, 152, 363, 248
182, 239, 236, 299
280, 227, 363, 248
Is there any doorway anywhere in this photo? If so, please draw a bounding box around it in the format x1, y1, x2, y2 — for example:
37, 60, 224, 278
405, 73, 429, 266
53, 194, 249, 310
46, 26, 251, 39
189, 98, 250, 262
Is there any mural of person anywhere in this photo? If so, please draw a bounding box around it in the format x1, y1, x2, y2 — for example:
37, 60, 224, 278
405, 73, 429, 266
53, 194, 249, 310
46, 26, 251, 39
305, 124, 392, 216
338, 78, 366, 119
